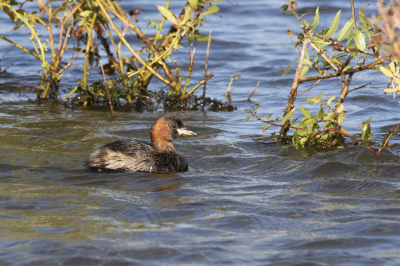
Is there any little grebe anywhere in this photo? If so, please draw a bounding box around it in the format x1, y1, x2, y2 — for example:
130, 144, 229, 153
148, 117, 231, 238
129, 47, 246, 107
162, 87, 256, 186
85, 114, 196, 173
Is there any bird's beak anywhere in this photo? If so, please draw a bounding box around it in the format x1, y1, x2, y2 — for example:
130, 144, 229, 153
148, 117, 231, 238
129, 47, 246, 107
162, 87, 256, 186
177, 128, 196, 136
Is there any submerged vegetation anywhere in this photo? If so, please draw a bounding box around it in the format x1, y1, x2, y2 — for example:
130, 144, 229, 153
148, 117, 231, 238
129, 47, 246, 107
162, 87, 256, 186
0, 0, 226, 110
247, 0, 400, 151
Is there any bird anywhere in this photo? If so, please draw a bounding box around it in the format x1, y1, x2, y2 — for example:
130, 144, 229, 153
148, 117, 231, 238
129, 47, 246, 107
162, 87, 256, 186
85, 114, 196, 173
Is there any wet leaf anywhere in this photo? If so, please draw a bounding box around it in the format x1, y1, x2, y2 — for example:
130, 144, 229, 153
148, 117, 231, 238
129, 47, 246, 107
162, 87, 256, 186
324, 10, 341, 39
338, 18, 355, 41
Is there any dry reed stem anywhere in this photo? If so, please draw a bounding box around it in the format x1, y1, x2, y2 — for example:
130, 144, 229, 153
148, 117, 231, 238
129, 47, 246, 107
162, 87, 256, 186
203, 31, 212, 99
378, 123, 400, 154
186, 72, 215, 97
100, 62, 115, 118
246, 81, 260, 101
183, 47, 196, 96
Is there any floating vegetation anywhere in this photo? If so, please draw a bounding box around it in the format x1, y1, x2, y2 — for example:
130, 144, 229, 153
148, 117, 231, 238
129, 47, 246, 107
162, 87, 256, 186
64, 78, 235, 112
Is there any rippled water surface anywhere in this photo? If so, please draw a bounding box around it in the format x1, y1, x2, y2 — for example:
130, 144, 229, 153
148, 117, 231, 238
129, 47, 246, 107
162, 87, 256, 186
2, 0, 400, 265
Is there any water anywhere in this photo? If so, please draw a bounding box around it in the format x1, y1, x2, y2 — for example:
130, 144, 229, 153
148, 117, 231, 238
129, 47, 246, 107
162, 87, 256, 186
1, 0, 400, 265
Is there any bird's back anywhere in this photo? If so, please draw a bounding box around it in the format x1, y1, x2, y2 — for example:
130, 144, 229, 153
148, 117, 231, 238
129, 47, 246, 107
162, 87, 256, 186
85, 139, 188, 173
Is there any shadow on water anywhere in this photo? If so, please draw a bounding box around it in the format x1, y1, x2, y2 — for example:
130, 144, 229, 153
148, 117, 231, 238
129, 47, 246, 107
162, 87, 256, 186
2, 0, 400, 265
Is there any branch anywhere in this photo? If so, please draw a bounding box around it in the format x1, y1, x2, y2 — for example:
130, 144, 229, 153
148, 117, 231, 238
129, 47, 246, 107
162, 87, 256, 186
304, 128, 363, 145
185, 72, 215, 97
248, 110, 363, 146
298, 58, 385, 83
378, 123, 400, 154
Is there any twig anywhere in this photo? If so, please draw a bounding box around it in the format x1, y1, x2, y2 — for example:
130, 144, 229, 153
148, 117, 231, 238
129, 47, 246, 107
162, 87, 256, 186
347, 82, 371, 94
56, 45, 86, 76
309, 42, 339, 72
350, 0, 357, 28
304, 128, 362, 145
203, 31, 212, 99
246, 81, 260, 101
185, 72, 214, 97
299, 70, 327, 91
0, 46, 14, 61
377, 123, 400, 154
100, 62, 115, 118
96, 0, 171, 85
183, 47, 196, 96
299, 58, 385, 83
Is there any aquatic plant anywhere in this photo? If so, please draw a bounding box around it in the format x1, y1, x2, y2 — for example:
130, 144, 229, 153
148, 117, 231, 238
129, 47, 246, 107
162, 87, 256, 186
247, 0, 398, 149
0, 0, 220, 101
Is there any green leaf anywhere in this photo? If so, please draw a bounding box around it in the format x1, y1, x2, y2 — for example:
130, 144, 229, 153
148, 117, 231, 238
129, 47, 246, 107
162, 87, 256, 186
303, 59, 312, 66
245, 114, 251, 121
338, 18, 355, 41
252, 104, 259, 110
359, 9, 373, 27
311, 37, 330, 47
283, 59, 298, 76
188, 32, 212, 41
157, 5, 178, 25
324, 10, 341, 39
266, 114, 272, 120
340, 126, 349, 135
333, 53, 347, 59
299, 105, 311, 118
326, 95, 336, 105
309, 7, 320, 30
338, 111, 346, 125
361, 117, 372, 141
346, 33, 355, 46
323, 121, 330, 130
281, 108, 296, 125
202, 6, 219, 17
353, 28, 366, 51
281, 4, 289, 11
380, 66, 393, 78
188, 0, 198, 10
337, 103, 345, 114
306, 97, 319, 104
262, 124, 271, 133
300, 66, 309, 77
183, 5, 193, 22
304, 46, 309, 59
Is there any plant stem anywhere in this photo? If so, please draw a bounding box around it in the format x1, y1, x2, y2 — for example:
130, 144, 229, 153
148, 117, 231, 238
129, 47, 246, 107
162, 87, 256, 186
280, 39, 308, 138
203, 31, 212, 99
183, 47, 196, 96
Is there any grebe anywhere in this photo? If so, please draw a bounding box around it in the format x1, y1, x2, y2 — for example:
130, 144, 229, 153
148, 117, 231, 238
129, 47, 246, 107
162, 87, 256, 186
85, 114, 196, 173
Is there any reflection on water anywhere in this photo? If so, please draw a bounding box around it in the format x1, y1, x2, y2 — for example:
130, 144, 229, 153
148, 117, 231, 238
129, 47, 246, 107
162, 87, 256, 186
2, 0, 400, 265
